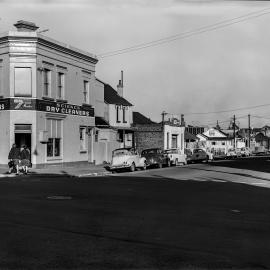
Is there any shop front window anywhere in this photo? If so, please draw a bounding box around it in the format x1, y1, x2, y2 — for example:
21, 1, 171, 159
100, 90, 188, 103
47, 138, 61, 157
80, 127, 87, 151
46, 119, 62, 159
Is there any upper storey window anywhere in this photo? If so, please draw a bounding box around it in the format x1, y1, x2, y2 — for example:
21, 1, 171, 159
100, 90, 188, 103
14, 67, 32, 97
83, 80, 89, 103
57, 72, 65, 100
43, 69, 51, 97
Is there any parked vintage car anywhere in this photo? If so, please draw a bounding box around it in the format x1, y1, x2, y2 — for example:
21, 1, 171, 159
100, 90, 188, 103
235, 148, 242, 158
109, 148, 147, 172
141, 148, 170, 168
164, 148, 187, 166
190, 148, 213, 163
184, 148, 193, 164
226, 148, 237, 159
239, 147, 251, 157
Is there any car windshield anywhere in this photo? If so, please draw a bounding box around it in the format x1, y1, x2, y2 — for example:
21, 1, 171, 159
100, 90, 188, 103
113, 149, 130, 157
165, 149, 178, 154
193, 149, 203, 153
141, 149, 159, 155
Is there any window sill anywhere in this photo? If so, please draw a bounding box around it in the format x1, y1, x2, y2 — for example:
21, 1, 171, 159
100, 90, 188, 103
123, 121, 127, 123
56, 99, 68, 103
42, 96, 55, 101
47, 157, 63, 161
80, 150, 87, 154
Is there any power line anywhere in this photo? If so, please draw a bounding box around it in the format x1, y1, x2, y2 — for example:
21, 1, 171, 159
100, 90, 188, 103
196, 114, 248, 127
252, 115, 270, 120
98, 7, 270, 58
184, 103, 270, 116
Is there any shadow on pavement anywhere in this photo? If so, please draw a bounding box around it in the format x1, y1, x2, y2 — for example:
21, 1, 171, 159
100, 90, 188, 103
209, 156, 270, 174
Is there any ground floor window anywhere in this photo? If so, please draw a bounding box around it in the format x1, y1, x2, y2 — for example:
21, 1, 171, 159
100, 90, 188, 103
80, 127, 87, 151
47, 138, 61, 157
46, 119, 62, 158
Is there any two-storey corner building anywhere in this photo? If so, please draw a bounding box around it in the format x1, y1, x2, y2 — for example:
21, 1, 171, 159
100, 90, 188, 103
92, 78, 134, 164
0, 21, 98, 167
133, 112, 185, 154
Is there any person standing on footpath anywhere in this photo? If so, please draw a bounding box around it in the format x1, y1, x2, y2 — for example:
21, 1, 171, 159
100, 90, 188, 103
20, 145, 31, 175
8, 143, 20, 175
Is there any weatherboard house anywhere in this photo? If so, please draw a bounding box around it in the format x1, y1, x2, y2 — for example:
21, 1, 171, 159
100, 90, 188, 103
0, 21, 99, 167
196, 128, 232, 156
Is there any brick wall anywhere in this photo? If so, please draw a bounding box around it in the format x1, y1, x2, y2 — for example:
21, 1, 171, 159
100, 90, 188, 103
133, 124, 164, 153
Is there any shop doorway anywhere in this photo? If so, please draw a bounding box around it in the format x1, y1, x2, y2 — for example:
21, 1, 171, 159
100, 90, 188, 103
14, 124, 32, 161
15, 133, 31, 151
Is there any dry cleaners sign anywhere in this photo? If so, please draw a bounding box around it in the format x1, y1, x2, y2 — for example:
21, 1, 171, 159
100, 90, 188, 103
0, 98, 94, 117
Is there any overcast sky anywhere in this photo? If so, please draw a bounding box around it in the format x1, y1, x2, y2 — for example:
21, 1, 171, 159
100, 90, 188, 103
1, 0, 270, 129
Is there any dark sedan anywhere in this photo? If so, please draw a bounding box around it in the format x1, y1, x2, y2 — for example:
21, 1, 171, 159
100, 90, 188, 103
141, 148, 170, 168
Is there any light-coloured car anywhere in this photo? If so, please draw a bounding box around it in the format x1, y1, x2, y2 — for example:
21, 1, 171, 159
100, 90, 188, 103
109, 148, 147, 172
184, 148, 193, 164
240, 147, 251, 157
164, 148, 187, 166
226, 148, 237, 159
190, 148, 213, 163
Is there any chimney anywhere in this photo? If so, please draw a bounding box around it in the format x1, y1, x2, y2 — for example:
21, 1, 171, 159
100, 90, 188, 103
181, 114, 185, 127
117, 70, 124, 97
161, 111, 167, 124
14, 20, 39, 32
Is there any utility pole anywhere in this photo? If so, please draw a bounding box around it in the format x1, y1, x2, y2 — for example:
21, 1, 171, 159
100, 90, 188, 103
233, 115, 236, 149
248, 114, 251, 148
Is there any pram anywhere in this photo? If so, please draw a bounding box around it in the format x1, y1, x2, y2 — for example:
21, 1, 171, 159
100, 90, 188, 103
8, 160, 30, 174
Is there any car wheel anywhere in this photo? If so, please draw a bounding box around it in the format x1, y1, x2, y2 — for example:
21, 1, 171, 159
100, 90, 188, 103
130, 162, 135, 172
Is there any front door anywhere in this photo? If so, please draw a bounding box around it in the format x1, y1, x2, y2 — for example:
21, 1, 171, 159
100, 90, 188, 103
14, 124, 32, 162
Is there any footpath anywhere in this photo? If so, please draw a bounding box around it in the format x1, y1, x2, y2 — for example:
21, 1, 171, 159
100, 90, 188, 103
0, 163, 111, 178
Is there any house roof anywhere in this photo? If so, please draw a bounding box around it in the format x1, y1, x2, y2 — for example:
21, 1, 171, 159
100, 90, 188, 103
104, 83, 132, 106
133, 111, 156, 125
95, 116, 110, 128
184, 131, 197, 141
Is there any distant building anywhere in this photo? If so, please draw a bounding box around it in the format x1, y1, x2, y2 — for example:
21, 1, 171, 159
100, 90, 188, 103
133, 112, 185, 154
197, 128, 232, 157
185, 125, 206, 136
254, 132, 270, 151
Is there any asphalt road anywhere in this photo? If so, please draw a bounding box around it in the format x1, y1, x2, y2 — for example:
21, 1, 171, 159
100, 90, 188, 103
1, 157, 270, 269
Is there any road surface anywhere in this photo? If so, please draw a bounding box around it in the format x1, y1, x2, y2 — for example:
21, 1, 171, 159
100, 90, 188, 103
0, 157, 270, 269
